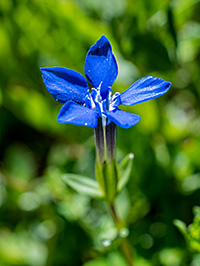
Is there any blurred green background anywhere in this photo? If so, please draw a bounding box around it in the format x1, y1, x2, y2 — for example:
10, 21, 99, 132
0, 0, 200, 265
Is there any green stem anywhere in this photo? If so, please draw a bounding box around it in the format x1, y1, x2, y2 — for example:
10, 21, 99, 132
109, 203, 134, 266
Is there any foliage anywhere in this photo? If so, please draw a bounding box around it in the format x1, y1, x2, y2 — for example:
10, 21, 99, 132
175, 206, 200, 253
0, 0, 200, 265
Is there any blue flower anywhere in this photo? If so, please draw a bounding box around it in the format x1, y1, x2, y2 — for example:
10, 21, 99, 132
41, 35, 171, 129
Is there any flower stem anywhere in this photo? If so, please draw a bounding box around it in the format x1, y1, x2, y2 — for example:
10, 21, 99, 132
94, 119, 118, 202
109, 203, 134, 266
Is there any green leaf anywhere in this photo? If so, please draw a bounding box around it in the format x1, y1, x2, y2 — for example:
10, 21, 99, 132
173, 219, 188, 237
83, 257, 109, 266
117, 154, 134, 192
133, 34, 172, 71
0, 87, 2, 106
62, 174, 103, 199
174, 207, 200, 252
193, 206, 200, 217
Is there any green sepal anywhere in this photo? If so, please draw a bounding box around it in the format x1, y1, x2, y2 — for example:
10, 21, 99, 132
95, 159, 118, 203
117, 153, 134, 192
95, 159, 106, 197
62, 174, 103, 199
103, 159, 118, 203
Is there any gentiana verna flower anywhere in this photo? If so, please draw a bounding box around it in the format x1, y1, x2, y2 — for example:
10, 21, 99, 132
41, 35, 171, 129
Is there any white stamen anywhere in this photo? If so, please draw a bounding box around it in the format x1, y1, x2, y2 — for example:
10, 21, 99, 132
90, 93, 96, 109
109, 91, 120, 111
102, 115, 107, 126
96, 81, 103, 102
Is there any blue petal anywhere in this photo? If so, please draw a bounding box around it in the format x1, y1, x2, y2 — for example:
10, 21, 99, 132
85, 35, 118, 99
106, 108, 141, 129
57, 101, 99, 128
120, 76, 171, 106
41, 67, 89, 104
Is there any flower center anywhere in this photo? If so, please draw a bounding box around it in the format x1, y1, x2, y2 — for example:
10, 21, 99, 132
84, 84, 120, 126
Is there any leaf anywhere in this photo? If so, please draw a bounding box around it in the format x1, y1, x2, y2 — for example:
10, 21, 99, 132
115, 189, 130, 222
117, 153, 134, 192
0, 87, 2, 106
174, 207, 200, 253
193, 206, 200, 217
173, 219, 188, 237
62, 174, 103, 199
133, 34, 172, 71
167, 7, 178, 48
